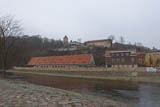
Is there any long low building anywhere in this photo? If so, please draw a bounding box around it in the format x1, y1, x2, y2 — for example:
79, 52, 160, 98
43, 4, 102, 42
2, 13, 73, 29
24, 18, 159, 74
27, 54, 95, 67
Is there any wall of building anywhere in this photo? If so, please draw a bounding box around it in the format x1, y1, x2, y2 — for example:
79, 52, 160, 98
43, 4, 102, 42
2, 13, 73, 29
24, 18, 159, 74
145, 52, 160, 67
63, 36, 68, 45
105, 50, 138, 68
137, 54, 145, 67
108, 64, 138, 68
87, 41, 112, 48
106, 56, 137, 66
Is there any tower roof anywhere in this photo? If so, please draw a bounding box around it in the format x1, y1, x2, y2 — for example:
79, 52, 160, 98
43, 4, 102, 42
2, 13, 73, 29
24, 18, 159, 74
64, 35, 68, 39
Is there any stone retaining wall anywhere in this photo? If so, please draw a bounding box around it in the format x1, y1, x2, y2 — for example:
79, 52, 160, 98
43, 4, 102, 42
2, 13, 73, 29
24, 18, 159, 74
13, 67, 160, 77
14, 66, 146, 72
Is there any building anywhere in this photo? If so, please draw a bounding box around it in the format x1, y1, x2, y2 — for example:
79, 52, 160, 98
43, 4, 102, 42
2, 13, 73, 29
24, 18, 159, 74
144, 51, 160, 67
63, 35, 68, 46
105, 49, 138, 68
70, 41, 82, 47
27, 54, 95, 67
85, 39, 112, 48
136, 52, 146, 67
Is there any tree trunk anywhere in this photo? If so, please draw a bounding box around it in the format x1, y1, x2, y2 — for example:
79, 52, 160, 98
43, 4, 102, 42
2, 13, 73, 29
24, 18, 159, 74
2, 56, 7, 78
2, 67, 6, 78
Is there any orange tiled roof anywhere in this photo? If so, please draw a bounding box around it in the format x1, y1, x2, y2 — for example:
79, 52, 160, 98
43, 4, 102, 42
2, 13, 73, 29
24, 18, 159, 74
28, 54, 93, 65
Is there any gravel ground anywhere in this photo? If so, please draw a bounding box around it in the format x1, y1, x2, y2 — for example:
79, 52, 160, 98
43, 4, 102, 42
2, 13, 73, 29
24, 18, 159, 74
0, 78, 130, 107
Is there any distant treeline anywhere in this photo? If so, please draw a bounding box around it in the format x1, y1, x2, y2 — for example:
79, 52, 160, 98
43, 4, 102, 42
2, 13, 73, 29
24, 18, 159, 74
113, 42, 151, 52
0, 35, 64, 68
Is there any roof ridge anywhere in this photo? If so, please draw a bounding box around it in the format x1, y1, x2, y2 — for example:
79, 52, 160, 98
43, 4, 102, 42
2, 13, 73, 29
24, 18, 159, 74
32, 54, 92, 58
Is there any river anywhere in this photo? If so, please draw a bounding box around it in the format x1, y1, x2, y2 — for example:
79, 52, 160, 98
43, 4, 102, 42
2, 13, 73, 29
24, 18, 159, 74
14, 74, 160, 107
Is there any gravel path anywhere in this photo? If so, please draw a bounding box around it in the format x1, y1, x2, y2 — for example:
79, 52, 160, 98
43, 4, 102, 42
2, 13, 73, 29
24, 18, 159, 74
0, 78, 130, 107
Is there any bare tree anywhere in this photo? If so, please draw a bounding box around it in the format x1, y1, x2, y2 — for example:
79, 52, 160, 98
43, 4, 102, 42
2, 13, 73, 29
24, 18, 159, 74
0, 15, 22, 76
136, 42, 143, 47
108, 35, 115, 41
77, 38, 81, 43
128, 41, 131, 45
119, 36, 125, 44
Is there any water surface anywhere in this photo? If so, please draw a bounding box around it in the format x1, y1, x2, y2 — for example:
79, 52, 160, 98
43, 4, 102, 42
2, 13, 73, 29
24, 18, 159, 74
20, 74, 160, 107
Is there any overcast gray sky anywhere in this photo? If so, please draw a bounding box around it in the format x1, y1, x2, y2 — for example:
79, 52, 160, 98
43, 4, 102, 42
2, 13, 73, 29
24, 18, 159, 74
0, 0, 160, 48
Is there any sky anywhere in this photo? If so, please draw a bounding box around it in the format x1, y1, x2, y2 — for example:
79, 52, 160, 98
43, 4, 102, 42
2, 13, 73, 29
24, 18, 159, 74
0, 0, 160, 49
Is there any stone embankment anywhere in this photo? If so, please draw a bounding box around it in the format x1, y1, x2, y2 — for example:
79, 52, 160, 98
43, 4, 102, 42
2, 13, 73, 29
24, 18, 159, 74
10, 70, 160, 83
0, 78, 129, 107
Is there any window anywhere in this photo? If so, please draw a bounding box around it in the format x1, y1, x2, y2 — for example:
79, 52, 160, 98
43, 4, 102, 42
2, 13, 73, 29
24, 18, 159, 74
117, 53, 119, 56
117, 58, 120, 62
131, 57, 135, 63
121, 53, 124, 56
121, 58, 125, 63
126, 53, 129, 56
112, 58, 115, 63
111, 53, 115, 56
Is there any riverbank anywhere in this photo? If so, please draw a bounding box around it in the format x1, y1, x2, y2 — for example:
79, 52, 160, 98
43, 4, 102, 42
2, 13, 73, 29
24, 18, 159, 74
9, 70, 160, 84
0, 77, 129, 107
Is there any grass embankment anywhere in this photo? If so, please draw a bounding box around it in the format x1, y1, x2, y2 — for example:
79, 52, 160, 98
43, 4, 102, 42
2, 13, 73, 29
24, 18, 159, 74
8, 70, 160, 83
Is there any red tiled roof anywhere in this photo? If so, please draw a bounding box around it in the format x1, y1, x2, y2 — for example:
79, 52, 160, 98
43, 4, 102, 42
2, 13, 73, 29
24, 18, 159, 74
28, 54, 93, 65
86, 39, 112, 43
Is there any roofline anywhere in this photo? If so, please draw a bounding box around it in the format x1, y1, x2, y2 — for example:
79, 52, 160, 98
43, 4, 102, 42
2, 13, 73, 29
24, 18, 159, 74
27, 54, 93, 66
110, 51, 131, 53
30, 53, 93, 59
28, 64, 90, 66
109, 50, 136, 53
85, 39, 112, 43
146, 51, 160, 53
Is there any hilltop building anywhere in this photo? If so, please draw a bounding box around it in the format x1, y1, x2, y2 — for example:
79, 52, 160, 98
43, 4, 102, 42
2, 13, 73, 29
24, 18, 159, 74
63, 35, 69, 46
85, 39, 112, 48
28, 54, 95, 68
57, 36, 113, 51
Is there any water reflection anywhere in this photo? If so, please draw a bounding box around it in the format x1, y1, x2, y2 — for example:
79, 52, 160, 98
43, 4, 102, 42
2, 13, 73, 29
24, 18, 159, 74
137, 84, 160, 107
19, 74, 160, 107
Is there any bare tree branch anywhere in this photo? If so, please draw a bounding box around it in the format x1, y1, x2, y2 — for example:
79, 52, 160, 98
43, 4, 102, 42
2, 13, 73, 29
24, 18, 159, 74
0, 15, 22, 76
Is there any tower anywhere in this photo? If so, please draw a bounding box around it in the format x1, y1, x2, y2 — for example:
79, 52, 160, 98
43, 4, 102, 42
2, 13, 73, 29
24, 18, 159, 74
63, 35, 68, 45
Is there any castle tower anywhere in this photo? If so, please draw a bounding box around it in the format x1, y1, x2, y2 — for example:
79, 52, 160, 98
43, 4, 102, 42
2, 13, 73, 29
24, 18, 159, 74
63, 35, 68, 45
